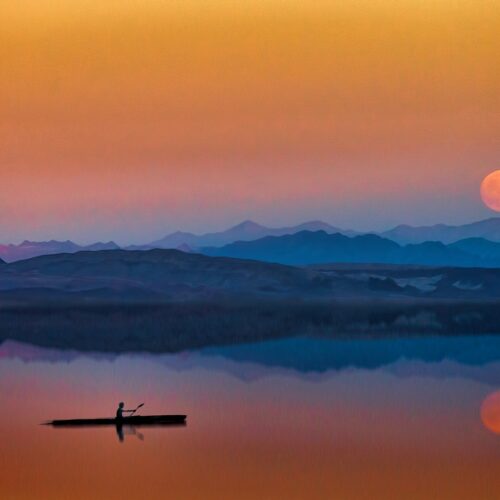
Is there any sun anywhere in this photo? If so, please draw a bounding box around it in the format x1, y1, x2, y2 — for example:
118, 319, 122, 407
481, 171, 500, 212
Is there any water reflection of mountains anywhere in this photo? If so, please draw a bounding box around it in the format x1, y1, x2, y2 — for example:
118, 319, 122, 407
1, 336, 499, 386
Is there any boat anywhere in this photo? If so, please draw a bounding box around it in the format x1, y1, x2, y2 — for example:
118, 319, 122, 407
45, 414, 187, 427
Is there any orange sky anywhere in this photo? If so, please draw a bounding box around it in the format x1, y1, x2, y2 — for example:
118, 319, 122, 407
0, 1, 498, 243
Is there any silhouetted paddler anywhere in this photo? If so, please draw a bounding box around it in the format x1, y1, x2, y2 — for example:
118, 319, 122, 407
116, 402, 134, 420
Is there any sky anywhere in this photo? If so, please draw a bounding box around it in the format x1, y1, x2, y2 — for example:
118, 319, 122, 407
0, 0, 498, 244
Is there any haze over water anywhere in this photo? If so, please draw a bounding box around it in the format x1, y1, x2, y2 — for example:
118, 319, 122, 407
1, 335, 498, 499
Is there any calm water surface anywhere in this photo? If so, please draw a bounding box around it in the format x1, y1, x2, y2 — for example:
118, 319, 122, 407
0, 335, 499, 500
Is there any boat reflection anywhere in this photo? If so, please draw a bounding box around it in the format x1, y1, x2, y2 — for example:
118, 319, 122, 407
48, 421, 187, 442
116, 423, 143, 442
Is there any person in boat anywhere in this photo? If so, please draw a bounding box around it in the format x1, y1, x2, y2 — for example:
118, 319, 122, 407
116, 402, 134, 420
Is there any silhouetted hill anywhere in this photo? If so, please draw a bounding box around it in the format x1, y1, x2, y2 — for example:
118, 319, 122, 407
381, 217, 500, 244
0, 240, 120, 263
0, 249, 331, 301
144, 220, 349, 249
1, 248, 500, 307
204, 231, 500, 267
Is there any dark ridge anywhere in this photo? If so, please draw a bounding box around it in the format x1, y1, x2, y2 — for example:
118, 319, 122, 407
1, 248, 500, 304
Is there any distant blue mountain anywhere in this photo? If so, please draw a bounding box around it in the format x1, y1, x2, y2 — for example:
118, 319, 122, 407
381, 217, 500, 244
204, 231, 395, 265
143, 220, 352, 250
449, 237, 500, 259
141, 217, 500, 255
147, 217, 500, 249
204, 231, 500, 267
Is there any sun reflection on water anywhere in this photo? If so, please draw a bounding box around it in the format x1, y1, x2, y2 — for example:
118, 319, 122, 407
481, 390, 500, 435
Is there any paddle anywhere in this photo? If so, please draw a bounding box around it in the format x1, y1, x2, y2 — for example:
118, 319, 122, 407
130, 403, 144, 416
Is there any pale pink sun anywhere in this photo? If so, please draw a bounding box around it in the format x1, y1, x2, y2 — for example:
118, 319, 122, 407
480, 171, 500, 212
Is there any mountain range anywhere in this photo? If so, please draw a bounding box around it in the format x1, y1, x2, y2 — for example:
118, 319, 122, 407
2, 217, 500, 264
204, 231, 500, 267
0, 221, 350, 262
145, 217, 500, 249
138, 220, 352, 249
380, 217, 500, 244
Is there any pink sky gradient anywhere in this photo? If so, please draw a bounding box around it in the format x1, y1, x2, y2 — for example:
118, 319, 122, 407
0, 1, 498, 244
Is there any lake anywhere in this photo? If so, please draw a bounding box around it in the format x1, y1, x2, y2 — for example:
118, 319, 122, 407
0, 335, 499, 499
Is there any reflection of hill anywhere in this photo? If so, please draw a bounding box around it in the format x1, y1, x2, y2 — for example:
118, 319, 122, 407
202, 335, 500, 371
1, 300, 500, 353
1, 336, 499, 387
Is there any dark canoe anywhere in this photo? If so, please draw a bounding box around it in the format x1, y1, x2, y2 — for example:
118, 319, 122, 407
45, 415, 187, 427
